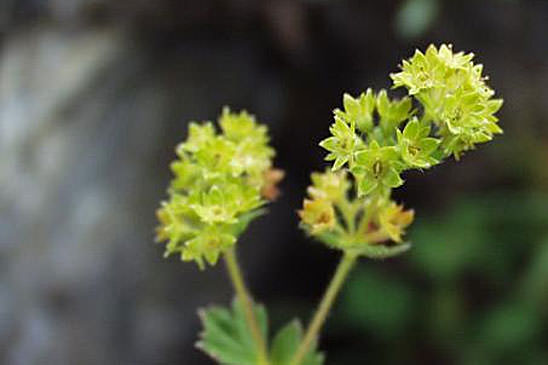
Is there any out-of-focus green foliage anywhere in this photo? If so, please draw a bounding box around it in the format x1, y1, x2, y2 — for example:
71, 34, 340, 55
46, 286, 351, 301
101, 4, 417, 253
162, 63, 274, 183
395, 0, 439, 39
394, 0, 520, 40
337, 192, 548, 363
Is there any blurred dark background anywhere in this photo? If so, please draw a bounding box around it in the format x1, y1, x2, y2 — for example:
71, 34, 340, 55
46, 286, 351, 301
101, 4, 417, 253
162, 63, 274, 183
2, 0, 548, 364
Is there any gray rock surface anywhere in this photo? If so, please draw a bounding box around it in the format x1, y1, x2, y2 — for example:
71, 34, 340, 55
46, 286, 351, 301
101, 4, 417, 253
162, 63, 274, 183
0, 19, 280, 364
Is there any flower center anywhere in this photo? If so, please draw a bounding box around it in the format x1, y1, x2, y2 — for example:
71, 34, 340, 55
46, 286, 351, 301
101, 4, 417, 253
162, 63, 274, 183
408, 145, 421, 156
372, 160, 384, 178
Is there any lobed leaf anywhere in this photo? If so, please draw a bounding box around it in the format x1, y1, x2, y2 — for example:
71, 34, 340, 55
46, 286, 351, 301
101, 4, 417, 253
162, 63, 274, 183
270, 320, 324, 365
197, 298, 268, 365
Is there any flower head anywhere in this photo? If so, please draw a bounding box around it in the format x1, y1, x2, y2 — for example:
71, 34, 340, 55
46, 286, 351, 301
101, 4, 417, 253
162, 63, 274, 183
307, 44, 502, 259
156, 108, 281, 269
391, 44, 503, 158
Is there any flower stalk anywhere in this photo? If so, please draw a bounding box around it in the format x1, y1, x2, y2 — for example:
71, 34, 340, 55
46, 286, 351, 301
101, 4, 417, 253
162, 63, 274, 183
224, 247, 270, 365
291, 252, 358, 365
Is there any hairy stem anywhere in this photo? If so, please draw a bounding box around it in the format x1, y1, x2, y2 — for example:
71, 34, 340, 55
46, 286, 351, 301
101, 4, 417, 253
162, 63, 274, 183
224, 247, 269, 365
291, 252, 358, 365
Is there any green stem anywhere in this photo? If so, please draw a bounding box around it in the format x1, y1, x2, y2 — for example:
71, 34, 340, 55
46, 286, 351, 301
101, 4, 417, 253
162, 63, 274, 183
291, 252, 358, 365
337, 198, 356, 234
224, 247, 269, 365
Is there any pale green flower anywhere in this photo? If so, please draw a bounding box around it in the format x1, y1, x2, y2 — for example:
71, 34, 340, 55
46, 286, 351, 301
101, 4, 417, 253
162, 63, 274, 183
177, 122, 216, 153
190, 185, 241, 225
334, 90, 376, 132
396, 118, 440, 168
307, 169, 349, 203
219, 107, 268, 143
169, 155, 201, 192
390, 44, 475, 94
437, 91, 503, 158
376, 89, 413, 136
352, 141, 404, 196
319, 116, 364, 170
194, 136, 236, 179
183, 226, 236, 269
230, 138, 274, 178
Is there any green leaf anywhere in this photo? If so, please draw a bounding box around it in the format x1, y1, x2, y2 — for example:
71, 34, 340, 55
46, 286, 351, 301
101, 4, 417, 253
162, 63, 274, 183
197, 298, 268, 365
270, 320, 300, 364
341, 266, 416, 339
270, 320, 324, 365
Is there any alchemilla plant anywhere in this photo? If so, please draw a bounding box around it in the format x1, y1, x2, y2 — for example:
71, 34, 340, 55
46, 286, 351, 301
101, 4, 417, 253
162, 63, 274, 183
156, 107, 282, 270
156, 44, 502, 364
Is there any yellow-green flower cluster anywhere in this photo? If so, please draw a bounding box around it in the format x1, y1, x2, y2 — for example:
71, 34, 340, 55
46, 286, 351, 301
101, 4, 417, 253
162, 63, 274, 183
299, 169, 414, 258
391, 44, 503, 158
302, 45, 502, 256
156, 108, 281, 269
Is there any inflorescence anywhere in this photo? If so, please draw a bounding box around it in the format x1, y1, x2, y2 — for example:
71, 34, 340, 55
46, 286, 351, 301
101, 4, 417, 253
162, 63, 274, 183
156, 108, 283, 269
299, 44, 503, 258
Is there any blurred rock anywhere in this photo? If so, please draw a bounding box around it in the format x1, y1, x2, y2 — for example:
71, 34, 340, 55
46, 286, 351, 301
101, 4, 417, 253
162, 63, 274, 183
0, 18, 280, 364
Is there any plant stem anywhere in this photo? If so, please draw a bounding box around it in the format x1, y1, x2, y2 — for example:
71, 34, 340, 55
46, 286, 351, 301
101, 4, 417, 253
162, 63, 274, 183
224, 247, 269, 365
338, 199, 356, 234
291, 252, 358, 365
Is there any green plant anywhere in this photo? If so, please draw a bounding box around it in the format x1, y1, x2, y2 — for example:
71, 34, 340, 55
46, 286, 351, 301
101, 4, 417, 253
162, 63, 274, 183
155, 44, 502, 364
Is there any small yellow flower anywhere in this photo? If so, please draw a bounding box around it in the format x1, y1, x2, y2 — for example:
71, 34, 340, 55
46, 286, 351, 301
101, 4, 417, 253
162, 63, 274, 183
307, 169, 349, 203
378, 203, 414, 243
298, 199, 336, 235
